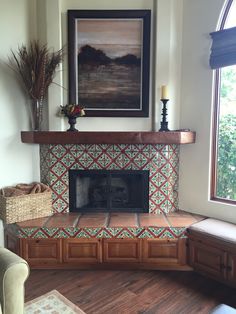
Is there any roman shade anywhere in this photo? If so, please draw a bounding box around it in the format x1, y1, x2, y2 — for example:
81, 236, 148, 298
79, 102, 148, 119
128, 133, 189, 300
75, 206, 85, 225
210, 26, 236, 69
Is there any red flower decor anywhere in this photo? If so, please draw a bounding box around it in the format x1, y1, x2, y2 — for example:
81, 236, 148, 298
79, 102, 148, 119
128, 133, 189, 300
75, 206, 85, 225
60, 104, 85, 118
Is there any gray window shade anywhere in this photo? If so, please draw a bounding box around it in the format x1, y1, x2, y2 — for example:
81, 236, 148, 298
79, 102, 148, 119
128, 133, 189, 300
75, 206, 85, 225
210, 26, 236, 69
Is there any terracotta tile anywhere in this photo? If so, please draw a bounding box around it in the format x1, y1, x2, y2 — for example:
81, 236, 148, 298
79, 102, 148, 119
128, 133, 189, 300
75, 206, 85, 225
77, 213, 108, 228
108, 213, 138, 227
167, 216, 198, 227
139, 214, 169, 227
45, 213, 79, 228
17, 216, 50, 228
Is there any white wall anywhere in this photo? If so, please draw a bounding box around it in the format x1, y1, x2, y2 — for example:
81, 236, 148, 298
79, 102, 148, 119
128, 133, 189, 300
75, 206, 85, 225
0, 0, 40, 187
39, 0, 182, 131
179, 0, 236, 223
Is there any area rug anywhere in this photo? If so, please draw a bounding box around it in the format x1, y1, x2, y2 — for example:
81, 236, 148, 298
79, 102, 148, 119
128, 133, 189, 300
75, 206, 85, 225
25, 289, 86, 314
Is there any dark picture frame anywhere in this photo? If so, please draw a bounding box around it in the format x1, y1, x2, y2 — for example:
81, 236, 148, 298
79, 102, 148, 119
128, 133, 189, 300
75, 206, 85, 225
68, 10, 151, 117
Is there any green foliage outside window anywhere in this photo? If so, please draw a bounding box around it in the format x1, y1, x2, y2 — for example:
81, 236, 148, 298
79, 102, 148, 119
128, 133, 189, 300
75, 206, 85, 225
217, 114, 236, 199
216, 66, 236, 200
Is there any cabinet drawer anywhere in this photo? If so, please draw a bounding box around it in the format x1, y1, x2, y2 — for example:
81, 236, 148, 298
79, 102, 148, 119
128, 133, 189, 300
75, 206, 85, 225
63, 239, 102, 263
20, 239, 62, 265
103, 239, 141, 262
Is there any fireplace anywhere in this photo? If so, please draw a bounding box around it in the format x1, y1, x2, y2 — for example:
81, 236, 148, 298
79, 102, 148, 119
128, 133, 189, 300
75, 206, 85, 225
69, 169, 149, 213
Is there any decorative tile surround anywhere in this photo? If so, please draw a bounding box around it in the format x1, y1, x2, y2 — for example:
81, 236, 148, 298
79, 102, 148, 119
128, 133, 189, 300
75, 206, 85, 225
40, 144, 179, 214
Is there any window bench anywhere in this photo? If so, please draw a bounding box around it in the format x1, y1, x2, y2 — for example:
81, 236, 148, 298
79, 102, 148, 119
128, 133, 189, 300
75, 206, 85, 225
188, 218, 236, 288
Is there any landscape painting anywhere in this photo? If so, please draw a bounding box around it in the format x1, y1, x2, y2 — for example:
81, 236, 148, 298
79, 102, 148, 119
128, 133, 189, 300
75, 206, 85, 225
68, 11, 151, 117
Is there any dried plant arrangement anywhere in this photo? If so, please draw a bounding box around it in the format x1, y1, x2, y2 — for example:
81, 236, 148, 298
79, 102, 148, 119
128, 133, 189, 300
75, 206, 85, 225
9, 41, 63, 101
8, 41, 64, 130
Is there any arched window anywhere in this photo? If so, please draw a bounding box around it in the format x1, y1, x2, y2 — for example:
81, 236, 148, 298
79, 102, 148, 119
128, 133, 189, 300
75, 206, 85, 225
211, 0, 236, 204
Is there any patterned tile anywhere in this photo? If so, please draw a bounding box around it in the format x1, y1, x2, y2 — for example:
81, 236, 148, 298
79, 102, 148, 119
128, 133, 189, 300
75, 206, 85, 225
40, 144, 180, 214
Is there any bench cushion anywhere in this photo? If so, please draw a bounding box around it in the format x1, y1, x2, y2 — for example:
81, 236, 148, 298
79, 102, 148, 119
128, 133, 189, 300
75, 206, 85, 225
188, 218, 236, 244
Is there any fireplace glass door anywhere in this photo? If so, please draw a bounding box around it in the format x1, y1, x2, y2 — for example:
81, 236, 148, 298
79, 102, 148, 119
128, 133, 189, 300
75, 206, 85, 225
69, 170, 149, 213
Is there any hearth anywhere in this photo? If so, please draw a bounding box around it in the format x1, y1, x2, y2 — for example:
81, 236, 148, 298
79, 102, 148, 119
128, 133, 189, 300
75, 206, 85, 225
69, 169, 149, 213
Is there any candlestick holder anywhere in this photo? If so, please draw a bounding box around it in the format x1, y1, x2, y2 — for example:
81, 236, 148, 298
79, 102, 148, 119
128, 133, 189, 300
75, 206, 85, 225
159, 99, 170, 132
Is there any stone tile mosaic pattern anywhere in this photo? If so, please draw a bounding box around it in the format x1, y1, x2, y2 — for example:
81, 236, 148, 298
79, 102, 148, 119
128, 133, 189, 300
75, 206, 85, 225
40, 144, 179, 214
11, 212, 205, 240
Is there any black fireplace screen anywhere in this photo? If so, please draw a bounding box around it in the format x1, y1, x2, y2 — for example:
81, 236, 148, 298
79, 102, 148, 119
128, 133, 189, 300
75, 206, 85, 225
69, 169, 149, 212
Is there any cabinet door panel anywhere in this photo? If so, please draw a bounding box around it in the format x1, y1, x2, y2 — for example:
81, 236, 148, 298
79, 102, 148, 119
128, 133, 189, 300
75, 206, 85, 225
189, 239, 227, 280
63, 239, 102, 263
142, 239, 186, 265
21, 239, 62, 265
103, 239, 141, 262
227, 253, 236, 286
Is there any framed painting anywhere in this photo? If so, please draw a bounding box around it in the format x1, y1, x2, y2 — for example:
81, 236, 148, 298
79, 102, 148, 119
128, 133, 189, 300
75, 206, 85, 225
68, 10, 151, 117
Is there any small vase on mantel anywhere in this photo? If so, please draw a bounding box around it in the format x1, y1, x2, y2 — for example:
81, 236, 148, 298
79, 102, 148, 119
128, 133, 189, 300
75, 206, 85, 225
29, 99, 43, 131
67, 116, 78, 132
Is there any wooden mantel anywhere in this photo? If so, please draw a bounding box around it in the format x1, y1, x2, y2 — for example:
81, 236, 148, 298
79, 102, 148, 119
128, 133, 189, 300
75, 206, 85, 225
21, 131, 196, 144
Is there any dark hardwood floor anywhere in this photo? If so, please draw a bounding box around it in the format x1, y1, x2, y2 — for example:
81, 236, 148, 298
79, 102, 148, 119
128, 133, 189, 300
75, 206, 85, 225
25, 270, 236, 314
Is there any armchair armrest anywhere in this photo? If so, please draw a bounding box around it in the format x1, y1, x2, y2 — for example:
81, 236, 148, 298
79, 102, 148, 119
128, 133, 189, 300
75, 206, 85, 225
0, 248, 29, 314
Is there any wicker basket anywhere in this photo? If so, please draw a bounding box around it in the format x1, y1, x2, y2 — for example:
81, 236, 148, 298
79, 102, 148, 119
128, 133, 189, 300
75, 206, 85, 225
0, 191, 52, 224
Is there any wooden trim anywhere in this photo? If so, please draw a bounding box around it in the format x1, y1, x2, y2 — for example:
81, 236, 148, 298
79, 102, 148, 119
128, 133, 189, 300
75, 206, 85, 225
210, 69, 220, 201
210, 0, 236, 205
21, 131, 196, 145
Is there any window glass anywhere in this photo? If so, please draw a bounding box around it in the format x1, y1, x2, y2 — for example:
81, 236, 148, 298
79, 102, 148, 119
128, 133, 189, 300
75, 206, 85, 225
224, 0, 236, 28
213, 0, 236, 202
216, 65, 236, 200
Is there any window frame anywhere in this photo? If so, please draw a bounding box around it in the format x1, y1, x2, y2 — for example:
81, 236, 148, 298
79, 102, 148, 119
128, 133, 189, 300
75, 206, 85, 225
210, 0, 236, 205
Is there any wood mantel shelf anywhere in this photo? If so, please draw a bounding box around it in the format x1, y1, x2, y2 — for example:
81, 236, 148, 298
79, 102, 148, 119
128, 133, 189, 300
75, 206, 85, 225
21, 131, 196, 145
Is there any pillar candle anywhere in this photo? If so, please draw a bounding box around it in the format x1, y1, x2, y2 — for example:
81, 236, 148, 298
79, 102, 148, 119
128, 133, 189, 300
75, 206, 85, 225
161, 85, 169, 99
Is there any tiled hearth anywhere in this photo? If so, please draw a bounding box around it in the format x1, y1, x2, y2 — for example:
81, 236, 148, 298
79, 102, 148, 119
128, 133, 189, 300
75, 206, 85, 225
11, 211, 204, 240
40, 144, 179, 215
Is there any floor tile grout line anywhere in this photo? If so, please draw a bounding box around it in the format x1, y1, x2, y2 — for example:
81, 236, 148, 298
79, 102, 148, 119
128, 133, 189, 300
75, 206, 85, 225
74, 214, 81, 228
163, 214, 172, 228
105, 213, 110, 228
136, 213, 140, 228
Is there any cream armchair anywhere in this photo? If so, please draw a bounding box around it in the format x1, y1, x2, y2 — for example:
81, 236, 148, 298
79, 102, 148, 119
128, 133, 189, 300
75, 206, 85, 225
0, 248, 29, 314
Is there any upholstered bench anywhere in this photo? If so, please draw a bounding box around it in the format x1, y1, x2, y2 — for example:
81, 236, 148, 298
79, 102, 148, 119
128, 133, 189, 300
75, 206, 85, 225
187, 218, 236, 287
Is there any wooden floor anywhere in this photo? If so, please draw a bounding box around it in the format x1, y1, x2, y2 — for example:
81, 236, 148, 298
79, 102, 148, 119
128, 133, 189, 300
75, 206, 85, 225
25, 270, 236, 314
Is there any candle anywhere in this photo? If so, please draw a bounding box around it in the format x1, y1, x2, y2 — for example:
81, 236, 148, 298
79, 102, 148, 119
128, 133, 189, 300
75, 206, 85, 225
161, 85, 169, 99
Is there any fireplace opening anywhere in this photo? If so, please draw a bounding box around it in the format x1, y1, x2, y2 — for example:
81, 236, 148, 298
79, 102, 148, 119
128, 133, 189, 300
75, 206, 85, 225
69, 169, 149, 213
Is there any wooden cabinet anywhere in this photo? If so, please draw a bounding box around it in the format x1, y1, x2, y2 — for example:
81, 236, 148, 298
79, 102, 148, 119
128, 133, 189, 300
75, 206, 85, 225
63, 239, 102, 263
188, 239, 227, 280
11, 236, 189, 270
20, 239, 62, 266
188, 232, 236, 287
143, 238, 187, 266
227, 253, 236, 285
103, 239, 141, 262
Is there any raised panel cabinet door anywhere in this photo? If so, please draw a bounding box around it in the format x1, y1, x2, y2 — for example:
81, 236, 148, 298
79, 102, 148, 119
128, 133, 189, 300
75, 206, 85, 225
63, 239, 102, 263
189, 239, 227, 281
142, 239, 186, 265
20, 238, 62, 265
103, 239, 141, 262
226, 252, 236, 287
